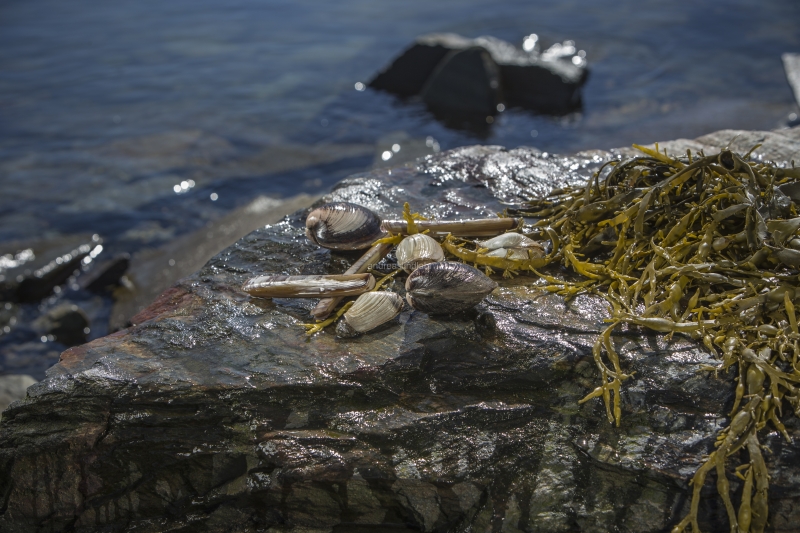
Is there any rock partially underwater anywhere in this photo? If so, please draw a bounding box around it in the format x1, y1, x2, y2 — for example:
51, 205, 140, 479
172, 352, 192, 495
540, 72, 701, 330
2, 128, 800, 532
369, 33, 589, 122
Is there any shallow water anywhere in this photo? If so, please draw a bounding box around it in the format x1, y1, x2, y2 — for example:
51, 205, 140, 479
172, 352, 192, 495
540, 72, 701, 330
1, 0, 798, 250
0, 0, 799, 377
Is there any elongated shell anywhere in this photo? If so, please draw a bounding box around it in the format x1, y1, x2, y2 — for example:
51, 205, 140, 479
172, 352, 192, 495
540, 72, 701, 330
306, 202, 385, 250
395, 234, 445, 273
382, 218, 522, 237
243, 273, 375, 298
477, 233, 543, 252
405, 262, 497, 314
336, 291, 404, 337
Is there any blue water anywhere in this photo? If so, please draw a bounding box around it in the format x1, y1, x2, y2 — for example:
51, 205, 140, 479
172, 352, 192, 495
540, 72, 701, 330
0, 0, 798, 251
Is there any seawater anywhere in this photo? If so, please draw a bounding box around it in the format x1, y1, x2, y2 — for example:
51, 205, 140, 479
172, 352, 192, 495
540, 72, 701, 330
0, 0, 798, 250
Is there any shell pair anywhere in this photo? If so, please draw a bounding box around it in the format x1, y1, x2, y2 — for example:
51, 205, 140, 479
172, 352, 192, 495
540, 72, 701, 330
337, 261, 498, 336
477, 233, 545, 261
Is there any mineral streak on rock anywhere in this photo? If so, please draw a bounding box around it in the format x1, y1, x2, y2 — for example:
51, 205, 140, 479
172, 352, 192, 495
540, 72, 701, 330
2, 128, 800, 532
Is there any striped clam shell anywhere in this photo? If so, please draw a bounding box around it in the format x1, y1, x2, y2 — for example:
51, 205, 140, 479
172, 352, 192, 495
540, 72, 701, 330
395, 233, 445, 273
405, 261, 497, 315
336, 291, 404, 337
242, 273, 375, 298
305, 202, 385, 250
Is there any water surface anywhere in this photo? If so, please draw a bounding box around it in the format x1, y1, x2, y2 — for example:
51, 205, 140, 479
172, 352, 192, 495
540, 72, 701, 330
1, 0, 798, 250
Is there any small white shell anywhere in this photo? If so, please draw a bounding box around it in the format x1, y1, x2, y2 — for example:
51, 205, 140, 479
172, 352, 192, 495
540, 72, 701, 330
486, 248, 533, 260
395, 234, 445, 273
336, 291, 404, 337
477, 233, 542, 251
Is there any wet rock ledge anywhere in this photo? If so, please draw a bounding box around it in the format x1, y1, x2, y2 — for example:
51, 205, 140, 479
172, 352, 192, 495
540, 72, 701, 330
2, 128, 800, 533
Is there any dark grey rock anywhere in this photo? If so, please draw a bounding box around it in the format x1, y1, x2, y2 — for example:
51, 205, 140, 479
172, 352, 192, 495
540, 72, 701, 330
0, 234, 98, 303
1, 128, 800, 533
79, 253, 131, 293
421, 47, 502, 120
369, 33, 588, 116
33, 304, 90, 347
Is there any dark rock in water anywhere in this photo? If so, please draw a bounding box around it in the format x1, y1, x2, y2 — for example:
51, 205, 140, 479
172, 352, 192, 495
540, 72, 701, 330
33, 304, 90, 346
369, 33, 588, 117
369, 34, 460, 97
0, 234, 99, 303
421, 47, 502, 121
79, 253, 130, 293
1, 128, 800, 532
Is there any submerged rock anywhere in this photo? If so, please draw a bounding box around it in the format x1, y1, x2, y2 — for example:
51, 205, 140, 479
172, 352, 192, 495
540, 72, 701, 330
1, 128, 800, 532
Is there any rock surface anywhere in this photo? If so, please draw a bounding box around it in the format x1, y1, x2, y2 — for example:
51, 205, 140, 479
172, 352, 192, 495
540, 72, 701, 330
2, 128, 800, 533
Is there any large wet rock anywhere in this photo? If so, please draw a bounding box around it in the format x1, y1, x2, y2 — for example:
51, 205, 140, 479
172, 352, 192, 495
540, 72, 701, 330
1, 128, 800, 533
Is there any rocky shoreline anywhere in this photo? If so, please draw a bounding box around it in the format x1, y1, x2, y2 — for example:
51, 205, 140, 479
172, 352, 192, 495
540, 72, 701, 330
1, 127, 800, 532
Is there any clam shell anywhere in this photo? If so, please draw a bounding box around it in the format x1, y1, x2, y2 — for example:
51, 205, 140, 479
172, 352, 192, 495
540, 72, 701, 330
242, 273, 375, 298
306, 202, 385, 250
336, 291, 404, 337
405, 261, 497, 314
477, 233, 543, 251
486, 247, 533, 260
395, 234, 445, 273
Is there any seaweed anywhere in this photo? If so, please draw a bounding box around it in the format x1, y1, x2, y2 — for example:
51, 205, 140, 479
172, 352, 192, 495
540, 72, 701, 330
509, 144, 800, 533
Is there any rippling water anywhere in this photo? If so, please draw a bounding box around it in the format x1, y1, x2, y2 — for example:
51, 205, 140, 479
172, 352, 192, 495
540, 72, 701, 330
1, 0, 799, 378
1, 0, 798, 250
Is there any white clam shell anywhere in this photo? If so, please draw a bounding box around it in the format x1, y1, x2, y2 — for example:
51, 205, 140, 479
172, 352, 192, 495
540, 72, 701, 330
395, 234, 445, 273
485, 248, 534, 260
337, 291, 404, 337
477, 232, 542, 251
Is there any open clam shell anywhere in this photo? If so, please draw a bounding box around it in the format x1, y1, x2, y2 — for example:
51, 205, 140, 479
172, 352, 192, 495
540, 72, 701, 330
477, 233, 543, 252
395, 233, 445, 273
242, 273, 375, 298
405, 261, 497, 314
305, 202, 385, 251
336, 291, 404, 337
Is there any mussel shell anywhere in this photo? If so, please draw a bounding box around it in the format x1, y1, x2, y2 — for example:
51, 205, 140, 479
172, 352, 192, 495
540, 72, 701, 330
336, 291, 404, 337
242, 273, 375, 298
306, 202, 385, 251
395, 233, 445, 273
405, 261, 497, 315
